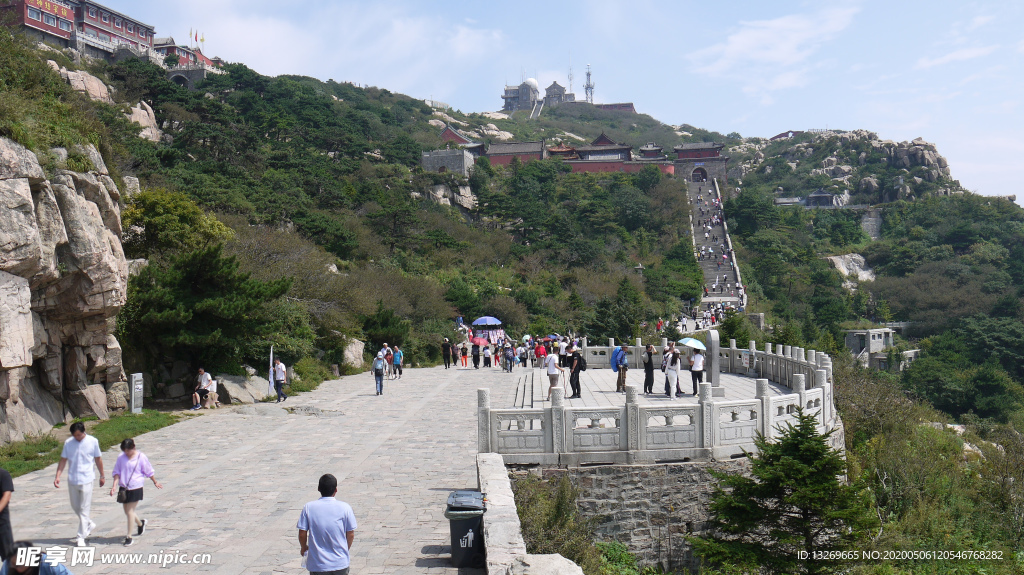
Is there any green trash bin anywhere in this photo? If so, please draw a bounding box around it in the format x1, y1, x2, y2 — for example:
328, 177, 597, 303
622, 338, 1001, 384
445, 490, 486, 568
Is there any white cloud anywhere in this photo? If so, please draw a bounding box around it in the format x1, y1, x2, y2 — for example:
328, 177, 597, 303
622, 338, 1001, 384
915, 46, 997, 69
687, 6, 859, 100
967, 15, 994, 31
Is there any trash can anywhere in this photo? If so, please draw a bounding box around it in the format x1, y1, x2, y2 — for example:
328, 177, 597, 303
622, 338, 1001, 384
445, 490, 486, 568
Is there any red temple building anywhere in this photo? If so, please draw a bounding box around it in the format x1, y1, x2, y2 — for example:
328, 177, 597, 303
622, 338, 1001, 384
486, 141, 547, 166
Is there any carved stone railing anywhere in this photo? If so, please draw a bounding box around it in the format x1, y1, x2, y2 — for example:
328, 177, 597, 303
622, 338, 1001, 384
479, 331, 838, 464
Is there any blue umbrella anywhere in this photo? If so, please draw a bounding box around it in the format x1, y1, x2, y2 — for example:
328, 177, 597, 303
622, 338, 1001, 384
678, 337, 707, 350
472, 316, 502, 326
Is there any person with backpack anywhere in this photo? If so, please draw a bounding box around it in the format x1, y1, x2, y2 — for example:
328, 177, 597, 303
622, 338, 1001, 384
471, 343, 480, 369
372, 352, 386, 395
567, 344, 584, 399
642, 344, 655, 394
611, 344, 629, 393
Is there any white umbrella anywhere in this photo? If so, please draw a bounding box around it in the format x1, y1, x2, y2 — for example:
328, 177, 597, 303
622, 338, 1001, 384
678, 338, 707, 350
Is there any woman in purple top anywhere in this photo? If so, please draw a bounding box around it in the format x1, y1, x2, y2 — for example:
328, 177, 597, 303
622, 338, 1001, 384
108, 438, 162, 547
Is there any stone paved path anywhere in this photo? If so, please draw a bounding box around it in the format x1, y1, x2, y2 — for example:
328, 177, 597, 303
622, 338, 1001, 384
10, 365, 518, 574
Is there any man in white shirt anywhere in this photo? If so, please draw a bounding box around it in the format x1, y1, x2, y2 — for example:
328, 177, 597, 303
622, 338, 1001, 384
558, 339, 568, 367
273, 358, 288, 403
544, 352, 565, 401
54, 422, 104, 547
690, 350, 705, 395
191, 367, 214, 410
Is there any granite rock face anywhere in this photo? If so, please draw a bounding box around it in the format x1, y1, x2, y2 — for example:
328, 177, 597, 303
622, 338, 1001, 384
126, 101, 165, 143
0, 137, 128, 442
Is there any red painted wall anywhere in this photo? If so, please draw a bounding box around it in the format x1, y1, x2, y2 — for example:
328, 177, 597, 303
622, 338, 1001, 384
17, 0, 74, 40
567, 161, 674, 175
488, 153, 544, 166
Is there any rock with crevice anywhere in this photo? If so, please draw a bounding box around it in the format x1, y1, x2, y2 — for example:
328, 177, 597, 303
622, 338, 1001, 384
60, 67, 114, 104
0, 137, 128, 442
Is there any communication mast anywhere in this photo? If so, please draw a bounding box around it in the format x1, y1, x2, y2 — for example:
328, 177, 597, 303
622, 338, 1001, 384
568, 52, 574, 94
584, 64, 594, 104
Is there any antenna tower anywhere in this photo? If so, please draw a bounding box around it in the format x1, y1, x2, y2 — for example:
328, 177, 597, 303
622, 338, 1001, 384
584, 64, 594, 104
568, 51, 574, 93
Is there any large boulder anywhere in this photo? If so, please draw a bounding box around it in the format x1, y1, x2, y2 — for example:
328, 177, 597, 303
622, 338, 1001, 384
0, 178, 43, 277
106, 379, 129, 410
343, 338, 365, 369
216, 374, 272, 404
126, 101, 164, 143
62, 69, 114, 104
67, 384, 109, 419
508, 555, 584, 575
858, 176, 879, 194
0, 138, 46, 183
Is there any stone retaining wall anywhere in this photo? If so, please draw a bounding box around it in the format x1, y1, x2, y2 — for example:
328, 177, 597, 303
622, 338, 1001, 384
565, 460, 747, 572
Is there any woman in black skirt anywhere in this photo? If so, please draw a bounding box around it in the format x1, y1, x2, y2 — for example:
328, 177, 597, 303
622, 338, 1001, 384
109, 438, 163, 546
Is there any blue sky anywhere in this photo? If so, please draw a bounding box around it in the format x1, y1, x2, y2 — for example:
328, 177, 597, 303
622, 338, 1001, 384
111, 0, 1023, 201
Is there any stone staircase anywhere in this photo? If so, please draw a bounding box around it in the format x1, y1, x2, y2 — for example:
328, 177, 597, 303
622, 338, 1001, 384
689, 180, 743, 306
505, 369, 540, 429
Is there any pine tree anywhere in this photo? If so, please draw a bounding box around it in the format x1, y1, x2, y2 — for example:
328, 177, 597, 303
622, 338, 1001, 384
129, 244, 292, 372
689, 410, 874, 574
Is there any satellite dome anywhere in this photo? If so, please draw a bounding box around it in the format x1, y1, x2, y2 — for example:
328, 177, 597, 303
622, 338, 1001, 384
525, 78, 540, 93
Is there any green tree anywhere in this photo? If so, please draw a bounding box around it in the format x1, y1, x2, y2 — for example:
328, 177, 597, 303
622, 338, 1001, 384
586, 277, 648, 343
368, 200, 420, 254
121, 189, 234, 259
690, 411, 874, 574
361, 300, 410, 349
632, 164, 662, 194
163, 53, 180, 67
127, 244, 292, 372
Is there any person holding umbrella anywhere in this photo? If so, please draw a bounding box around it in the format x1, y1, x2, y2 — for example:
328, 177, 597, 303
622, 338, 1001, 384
679, 337, 707, 395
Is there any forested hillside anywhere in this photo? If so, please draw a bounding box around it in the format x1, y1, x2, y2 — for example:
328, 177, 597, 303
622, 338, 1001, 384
0, 31, 700, 376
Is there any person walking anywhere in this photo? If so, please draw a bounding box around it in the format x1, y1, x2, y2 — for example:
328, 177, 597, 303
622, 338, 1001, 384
482, 346, 491, 368
567, 345, 583, 398
460, 343, 469, 367
298, 474, 357, 575
383, 346, 395, 380
108, 438, 162, 547
471, 343, 480, 369
273, 358, 288, 403
690, 349, 705, 395
392, 345, 404, 380
642, 344, 655, 394
372, 352, 385, 396
534, 341, 547, 370
441, 338, 453, 369
53, 422, 104, 547
558, 338, 568, 368
612, 344, 629, 393
544, 350, 564, 401
662, 342, 675, 397
191, 367, 214, 411
0, 465, 12, 561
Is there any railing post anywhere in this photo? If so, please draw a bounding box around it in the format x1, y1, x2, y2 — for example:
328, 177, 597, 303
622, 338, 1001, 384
748, 340, 757, 377
635, 337, 643, 370
793, 373, 806, 410
708, 330, 721, 387
478, 388, 491, 453
729, 338, 737, 372
626, 385, 640, 462
550, 387, 566, 456
814, 369, 828, 421
756, 378, 770, 437
699, 382, 713, 449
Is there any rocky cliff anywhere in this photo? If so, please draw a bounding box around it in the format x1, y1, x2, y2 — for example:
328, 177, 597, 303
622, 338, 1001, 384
0, 136, 128, 443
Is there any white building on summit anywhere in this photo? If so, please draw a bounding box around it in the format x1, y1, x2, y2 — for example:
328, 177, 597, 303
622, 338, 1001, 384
501, 78, 541, 113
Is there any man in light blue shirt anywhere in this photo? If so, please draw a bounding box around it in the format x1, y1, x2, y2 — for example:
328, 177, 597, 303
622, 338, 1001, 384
53, 422, 104, 547
298, 474, 357, 575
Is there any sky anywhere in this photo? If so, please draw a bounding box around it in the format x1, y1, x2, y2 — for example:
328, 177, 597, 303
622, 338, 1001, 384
110, 0, 1023, 201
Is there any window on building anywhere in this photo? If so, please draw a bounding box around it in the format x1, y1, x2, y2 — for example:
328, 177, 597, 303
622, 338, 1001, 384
126, 23, 133, 33
27, 7, 41, 20
101, 12, 108, 23
114, 18, 121, 27
59, 20, 72, 31
88, 7, 96, 18
98, 32, 110, 42
43, 14, 57, 26
139, 29, 146, 38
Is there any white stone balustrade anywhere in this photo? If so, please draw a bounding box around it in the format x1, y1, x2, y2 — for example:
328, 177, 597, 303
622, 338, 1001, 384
478, 330, 839, 464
